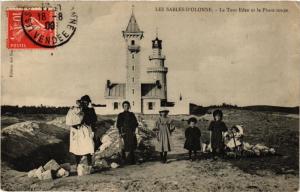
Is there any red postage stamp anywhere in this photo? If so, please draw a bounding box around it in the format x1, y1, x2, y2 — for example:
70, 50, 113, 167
7, 8, 56, 49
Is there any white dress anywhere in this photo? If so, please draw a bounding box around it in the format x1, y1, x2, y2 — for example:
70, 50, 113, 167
66, 107, 94, 155
69, 125, 94, 155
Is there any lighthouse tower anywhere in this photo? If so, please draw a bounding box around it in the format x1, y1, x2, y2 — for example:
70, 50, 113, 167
122, 7, 143, 113
147, 32, 168, 101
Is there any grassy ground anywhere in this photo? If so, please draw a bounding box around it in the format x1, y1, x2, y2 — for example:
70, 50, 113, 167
1, 109, 299, 191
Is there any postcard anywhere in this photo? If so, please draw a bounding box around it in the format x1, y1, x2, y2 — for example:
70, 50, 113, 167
1, 1, 299, 191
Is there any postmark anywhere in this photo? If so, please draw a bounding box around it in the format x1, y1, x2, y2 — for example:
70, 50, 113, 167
7, 4, 78, 49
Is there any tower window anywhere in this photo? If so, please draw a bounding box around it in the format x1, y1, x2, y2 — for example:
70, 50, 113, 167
113, 102, 118, 110
131, 40, 135, 45
148, 102, 154, 110
132, 101, 134, 106
132, 77, 134, 82
132, 66, 135, 71
132, 54, 134, 59
132, 89, 135, 94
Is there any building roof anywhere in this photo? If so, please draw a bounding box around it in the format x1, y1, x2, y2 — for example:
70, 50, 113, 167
152, 37, 162, 49
141, 83, 162, 98
105, 83, 163, 99
124, 13, 141, 33
105, 83, 126, 98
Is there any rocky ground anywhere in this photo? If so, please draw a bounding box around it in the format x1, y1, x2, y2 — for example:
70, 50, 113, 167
1, 109, 299, 191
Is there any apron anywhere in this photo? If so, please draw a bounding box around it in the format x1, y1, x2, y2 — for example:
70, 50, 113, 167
69, 124, 94, 156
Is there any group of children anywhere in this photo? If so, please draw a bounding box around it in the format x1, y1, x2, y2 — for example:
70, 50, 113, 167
153, 108, 228, 163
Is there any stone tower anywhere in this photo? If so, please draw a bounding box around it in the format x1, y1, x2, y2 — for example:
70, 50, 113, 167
147, 32, 168, 101
122, 8, 143, 113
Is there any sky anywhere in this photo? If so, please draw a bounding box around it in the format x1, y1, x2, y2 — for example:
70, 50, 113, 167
1, 1, 300, 107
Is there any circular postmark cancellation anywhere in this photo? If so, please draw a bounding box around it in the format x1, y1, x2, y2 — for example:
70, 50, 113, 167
20, 4, 78, 48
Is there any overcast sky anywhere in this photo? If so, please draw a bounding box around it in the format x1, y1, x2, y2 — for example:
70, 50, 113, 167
1, 1, 300, 107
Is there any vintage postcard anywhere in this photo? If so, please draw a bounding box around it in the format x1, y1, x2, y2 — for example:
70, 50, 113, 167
1, 1, 299, 191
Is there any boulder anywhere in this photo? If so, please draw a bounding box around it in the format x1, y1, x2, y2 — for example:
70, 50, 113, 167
56, 168, 69, 178
269, 148, 276, 155
35, 166, 45, 180
41, 170, 53, 180
99, 135, 113, 152
77, 164, 91, 176
27, 168, 37, 178
46, 116, 68, 130
60, 163, 71, 172
110, 162, 120, 169
95, 127, 122, 159
253, 149, 261, 156
94, 159, 110, 169
43, 159, 60, 171
1, 121, 69, 171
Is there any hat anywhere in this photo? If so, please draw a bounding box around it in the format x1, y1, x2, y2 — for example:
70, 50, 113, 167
159, 108, 169, 113
80, 95, 92, 103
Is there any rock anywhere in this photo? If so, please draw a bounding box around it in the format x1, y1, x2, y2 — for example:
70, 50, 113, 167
44, 159, 60, 171
226, 152, 236, 158
77, 164, 92, 176
56, 168, 69, 178
60, 163, 71, 172
28, 168, 37, 178
1, 121, 69, 171
1, 121, 38, 137
41, 170, 53, 180
96, 127, 122, 159
46, 117, 68, 130
99, 135, 113, 152
253, 149, 261, 156
269, 148, 276, 155
35, 166, 45, 180
94, 159, 110, 169
111, 162, 120, 169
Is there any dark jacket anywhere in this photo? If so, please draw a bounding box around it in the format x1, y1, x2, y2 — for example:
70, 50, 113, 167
208, 120, 228, 150
82, 107, 97, 127
116, 111, 138, 152
184, 127, 201, 151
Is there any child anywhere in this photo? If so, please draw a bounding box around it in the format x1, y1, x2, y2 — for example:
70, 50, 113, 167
153, 108, 175, 163
66, 95, 96, 175
184, 117, 201, 161
208, 109, 228, 160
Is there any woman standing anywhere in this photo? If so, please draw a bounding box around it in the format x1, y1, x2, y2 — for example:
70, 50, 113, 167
153, 108, 175, 163
66, 95, 96, 174
116, 101, 138, 165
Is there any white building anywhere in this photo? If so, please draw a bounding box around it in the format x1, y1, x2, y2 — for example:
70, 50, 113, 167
96, 9, 189, 115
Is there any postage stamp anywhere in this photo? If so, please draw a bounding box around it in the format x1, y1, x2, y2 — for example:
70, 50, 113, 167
7, 4, 78, 49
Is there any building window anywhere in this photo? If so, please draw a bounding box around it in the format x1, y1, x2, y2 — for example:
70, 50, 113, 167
132, 77, 134, 82
132, 65, 134, 71
132, 89, 134, 94
132, 101, 134, 106
113, 102, 118, 110
132, 54, 134, 59
148, 102, 154, 110
131, 40, 135, 45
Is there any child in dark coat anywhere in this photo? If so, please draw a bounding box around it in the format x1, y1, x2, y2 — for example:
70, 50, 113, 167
184, 117, 201, 161
208, 109, 228, 160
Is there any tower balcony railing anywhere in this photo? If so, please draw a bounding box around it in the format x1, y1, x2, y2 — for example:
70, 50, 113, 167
128, 45, 140, 52
149, 55, 166, 60
147, 67, 168, 73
